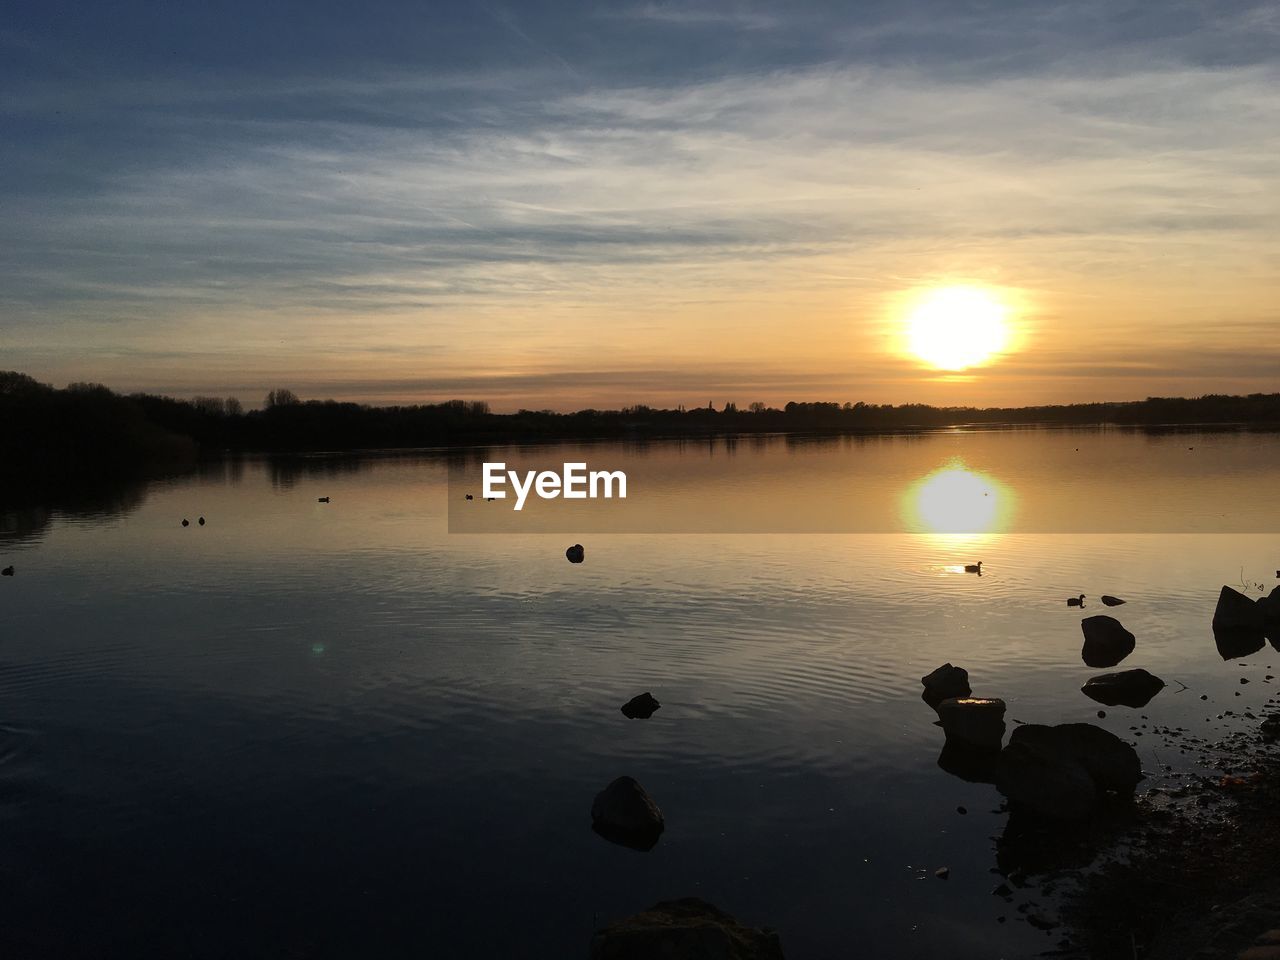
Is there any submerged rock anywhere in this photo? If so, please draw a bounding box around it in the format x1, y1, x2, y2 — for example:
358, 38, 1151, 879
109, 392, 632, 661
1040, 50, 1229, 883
590, 898, 785, 960
591, 776, 664, 851
1081, 668, 1166, 708
566, 543, 585, 564
995, 723, 1141, 820
621, 692, 661, 719
1100, 595, 1126, 606
1080, 615, 1135, 668
921, 662, 971, 707
936, 697, 1007, 752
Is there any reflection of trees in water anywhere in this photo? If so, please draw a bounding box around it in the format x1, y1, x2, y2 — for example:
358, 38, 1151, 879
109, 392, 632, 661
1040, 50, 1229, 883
0, 475, 153, 544
194, 456, 245, 485
267, 455, 381, 491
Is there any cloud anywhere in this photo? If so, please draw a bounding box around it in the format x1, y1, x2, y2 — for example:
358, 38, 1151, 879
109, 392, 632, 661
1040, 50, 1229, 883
1, 1, 1278, 406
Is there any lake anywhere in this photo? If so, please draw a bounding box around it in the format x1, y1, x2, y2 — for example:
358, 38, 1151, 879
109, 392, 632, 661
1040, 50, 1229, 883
2, 426, 1278, 958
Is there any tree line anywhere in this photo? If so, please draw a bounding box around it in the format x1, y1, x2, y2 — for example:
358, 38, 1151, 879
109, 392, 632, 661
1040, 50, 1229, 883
4, 369, 1280, 482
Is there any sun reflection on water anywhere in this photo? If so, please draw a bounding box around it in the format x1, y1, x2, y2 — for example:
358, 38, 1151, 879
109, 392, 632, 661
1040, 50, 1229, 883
903, 460, 1015, 534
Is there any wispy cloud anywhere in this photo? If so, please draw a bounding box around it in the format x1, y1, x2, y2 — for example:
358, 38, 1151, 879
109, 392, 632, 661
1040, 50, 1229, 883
1, 1, 1277, 407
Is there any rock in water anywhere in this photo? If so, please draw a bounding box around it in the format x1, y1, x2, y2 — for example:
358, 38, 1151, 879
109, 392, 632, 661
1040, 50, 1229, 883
0, 565, 12, 577
935, 697, 1007, 751
1100, 595, 1126, 606
1081, 669, 1166, 708
1080, 615, 1135, 667
997, 741, 1098, 820
590, 898, 786, 960
1214, 585, 1267, 659
566, 543, 585, 564
591, 776, 664, 851
1214, 585, 1265, 630
995, 723, 1141, 820
921, 662, 971, 707
621, 692, 661, 719
1261, 587, 1280, 633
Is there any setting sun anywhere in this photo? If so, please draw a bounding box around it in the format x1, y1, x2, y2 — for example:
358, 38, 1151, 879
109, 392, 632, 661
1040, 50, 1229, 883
905, 287, 1011, 371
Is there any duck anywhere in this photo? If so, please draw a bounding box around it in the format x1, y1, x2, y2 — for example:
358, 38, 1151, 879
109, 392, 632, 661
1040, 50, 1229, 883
964, 561, 982, 574
1, 565, 13, 577
198, 517, 205, 526
1067, 594, 1086, 607
317, 496, 330, 503
181, 518, 190, 527
465, 494, 474, 501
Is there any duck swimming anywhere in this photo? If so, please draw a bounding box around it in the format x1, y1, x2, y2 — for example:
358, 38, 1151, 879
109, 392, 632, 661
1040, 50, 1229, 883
964, 561, 982, 574
1067, 594, 1086, 607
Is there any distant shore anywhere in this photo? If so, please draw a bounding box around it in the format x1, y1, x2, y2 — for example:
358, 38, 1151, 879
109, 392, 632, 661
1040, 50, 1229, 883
5, 369, 1280, 483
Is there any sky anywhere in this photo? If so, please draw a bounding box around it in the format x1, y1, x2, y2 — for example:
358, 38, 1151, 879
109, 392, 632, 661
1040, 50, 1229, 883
2, 0, 1278, 411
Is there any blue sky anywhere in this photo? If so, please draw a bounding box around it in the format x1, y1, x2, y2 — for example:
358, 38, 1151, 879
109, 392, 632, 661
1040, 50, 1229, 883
3, 1, 1278, 409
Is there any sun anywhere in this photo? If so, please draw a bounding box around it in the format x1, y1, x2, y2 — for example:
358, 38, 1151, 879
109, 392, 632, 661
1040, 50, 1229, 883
905, 286, 1010, 371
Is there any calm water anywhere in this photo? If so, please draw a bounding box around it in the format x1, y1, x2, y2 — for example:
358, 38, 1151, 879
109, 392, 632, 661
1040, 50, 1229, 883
2, 427, 1279, 959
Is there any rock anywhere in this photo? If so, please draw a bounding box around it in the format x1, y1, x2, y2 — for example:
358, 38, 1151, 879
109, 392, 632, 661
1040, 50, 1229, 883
1080, 616, 1135, 667
935, 867, 950, 880
1081, 669, 1166, 708
1100, 595, 1126, 606
1214, 586, 1267, 658
936, 697, 1007, 751
589, 898, 785, 960
591, 776, 664, 850
995, 723, 1141, 820
621, 692, 661, 719
996, 740, 1097, 820
566, 543, 585, 564
1215, 585, 1265, 631
921, 662, 971, 707
0, 565, 12, 577
1262, 587, 1280, 631
1262, 715, 1280, 741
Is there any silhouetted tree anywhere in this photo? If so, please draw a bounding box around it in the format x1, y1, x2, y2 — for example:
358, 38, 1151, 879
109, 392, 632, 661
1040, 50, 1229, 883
192, 396, 226, 416
265, 389, 300, 408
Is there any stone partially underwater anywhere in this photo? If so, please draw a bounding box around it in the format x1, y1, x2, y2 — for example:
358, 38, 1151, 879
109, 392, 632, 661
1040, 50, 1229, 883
620, 692, 661, 719
590, 898, 785, 960
995, 723, 1142, 820
920, 662, 971, 708
591, 776, 665, 851
1080, 615, 1136, 668
935, 697, 1007, 752
1081, 668, 1166, 708
1213, 584, 1270, 659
